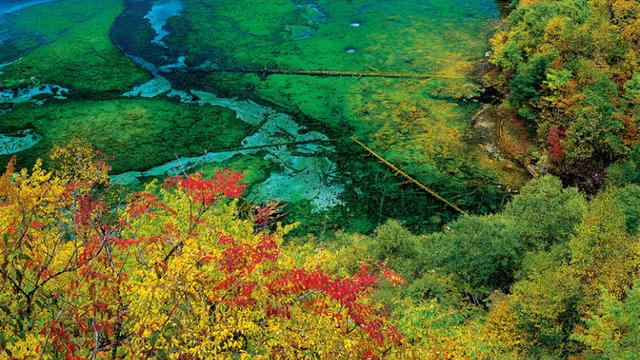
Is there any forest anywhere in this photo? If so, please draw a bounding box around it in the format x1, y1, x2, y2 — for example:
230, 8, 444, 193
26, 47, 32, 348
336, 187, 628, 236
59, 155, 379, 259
1, 0, 640, 359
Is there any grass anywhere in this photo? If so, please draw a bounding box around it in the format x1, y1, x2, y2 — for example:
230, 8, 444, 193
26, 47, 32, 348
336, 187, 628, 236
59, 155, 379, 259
0, 0, 149, 93
0, 98, 252, 173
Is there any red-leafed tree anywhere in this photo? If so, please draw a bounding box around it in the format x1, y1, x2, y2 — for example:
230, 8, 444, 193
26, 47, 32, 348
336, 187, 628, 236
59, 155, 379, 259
0, 144, 407, 359
547, 125, 566, 161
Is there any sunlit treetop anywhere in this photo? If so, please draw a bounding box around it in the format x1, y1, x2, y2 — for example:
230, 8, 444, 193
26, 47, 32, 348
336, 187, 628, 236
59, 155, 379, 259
0, 143, 406, 359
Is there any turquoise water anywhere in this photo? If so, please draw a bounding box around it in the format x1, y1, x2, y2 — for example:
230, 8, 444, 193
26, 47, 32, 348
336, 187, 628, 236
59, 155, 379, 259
0, 0, 520, 233
0, 0, 54, 15
114, 85, 345, 212
0, 83, 68, 105
145, 0, 183, 47
0, 129, 40, 155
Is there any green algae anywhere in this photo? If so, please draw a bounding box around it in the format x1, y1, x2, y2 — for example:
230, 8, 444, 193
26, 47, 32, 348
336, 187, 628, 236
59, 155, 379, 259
161, 0, 525, 214
0, 0, 149, 93
0, 98, 251, 173
116, 0, 526, 231
111, 87, 346, 213
168, 0, 496, 72
0, 0, 529, 235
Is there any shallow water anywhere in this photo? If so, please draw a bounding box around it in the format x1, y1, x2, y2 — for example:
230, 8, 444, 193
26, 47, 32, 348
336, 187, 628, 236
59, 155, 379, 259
0, 0, 54, 15
144, 0, 183, 47
114, 3, 347, 212
0, 129, 41, 155
116, 79, 345, 211
0, 0, 520, 233
111, 0, 508, 216
0, 84, 68, 105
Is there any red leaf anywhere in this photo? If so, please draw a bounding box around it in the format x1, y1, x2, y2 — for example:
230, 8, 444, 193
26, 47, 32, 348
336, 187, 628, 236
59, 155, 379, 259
547, 125, 566, 161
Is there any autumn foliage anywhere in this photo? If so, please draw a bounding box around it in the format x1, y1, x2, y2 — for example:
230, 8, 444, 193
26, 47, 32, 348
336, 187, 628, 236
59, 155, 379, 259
491, 0, 640, 180
547, 125, 566, 161
0, 147, 404, 359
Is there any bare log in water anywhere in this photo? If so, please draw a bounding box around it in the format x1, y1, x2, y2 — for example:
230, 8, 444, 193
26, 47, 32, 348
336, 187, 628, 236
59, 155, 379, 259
191, 67, 468, 80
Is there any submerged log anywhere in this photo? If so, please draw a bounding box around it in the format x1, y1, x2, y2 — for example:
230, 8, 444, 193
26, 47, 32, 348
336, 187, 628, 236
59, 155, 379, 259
350, 136, 468, 215
192, 67, 468, 80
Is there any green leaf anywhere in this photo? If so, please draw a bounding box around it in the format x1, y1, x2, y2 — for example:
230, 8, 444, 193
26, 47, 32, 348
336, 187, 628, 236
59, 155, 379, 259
151, 330, 160, 346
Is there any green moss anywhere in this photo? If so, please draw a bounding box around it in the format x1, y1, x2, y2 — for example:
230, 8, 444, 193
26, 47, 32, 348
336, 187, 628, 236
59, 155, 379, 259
0, 0, 149, 93
0, 98, 252, 173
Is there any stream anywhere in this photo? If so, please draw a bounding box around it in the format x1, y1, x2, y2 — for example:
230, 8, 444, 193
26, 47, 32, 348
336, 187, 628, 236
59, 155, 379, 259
113, 0, 345, 212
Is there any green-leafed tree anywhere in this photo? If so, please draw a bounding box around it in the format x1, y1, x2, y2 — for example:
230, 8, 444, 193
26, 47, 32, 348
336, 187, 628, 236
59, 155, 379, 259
574, 281, 640, 359
505, 175, 586, 249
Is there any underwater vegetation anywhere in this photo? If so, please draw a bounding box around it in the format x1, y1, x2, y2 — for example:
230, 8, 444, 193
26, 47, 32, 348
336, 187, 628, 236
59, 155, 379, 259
3, 0, 640, 358
0, 0, 527, 233
0, 98, 249, 173
0, 0, 149, 93
153, 0, 529, 207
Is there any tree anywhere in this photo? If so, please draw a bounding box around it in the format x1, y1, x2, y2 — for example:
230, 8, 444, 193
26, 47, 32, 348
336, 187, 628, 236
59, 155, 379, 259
485, 187, 640, 357
504, 175, 585, 249
617, 184, 640, 234
547, 125, 566, 161
422, 215, 524, 301
573, 281, 640, 359
0, 146, 406, 359
568, 188, 639, 300
491, 0, 640, 182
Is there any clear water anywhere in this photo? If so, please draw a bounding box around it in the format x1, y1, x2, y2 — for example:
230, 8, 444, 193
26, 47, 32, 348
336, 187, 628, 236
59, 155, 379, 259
144, 0, 183, 47
0, 84, 68, 105
0, 129, 41, 155
0, 0, 520, 232
0, 0, 54, 15
115, 83, 345, 212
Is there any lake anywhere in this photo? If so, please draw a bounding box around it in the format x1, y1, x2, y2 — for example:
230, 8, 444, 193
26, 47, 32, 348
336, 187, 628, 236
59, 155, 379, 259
0, 0, 527, 234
